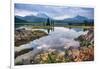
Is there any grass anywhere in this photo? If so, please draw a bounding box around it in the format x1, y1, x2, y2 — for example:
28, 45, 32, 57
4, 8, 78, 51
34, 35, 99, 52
15, 61, 23, 65
32, 26, 54, 29
64, 25, 93, 29
32, 25, 93, 29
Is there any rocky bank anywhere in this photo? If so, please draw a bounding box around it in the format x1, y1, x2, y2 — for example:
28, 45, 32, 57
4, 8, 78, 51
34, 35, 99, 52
15, 28, 48, 46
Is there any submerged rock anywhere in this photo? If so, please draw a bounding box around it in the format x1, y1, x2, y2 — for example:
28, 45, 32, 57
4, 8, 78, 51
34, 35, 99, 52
31, 28, 94, 63
15, 28, 94, 65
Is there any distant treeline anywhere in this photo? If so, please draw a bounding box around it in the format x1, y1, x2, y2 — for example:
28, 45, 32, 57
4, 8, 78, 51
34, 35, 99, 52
67, 20, 94, 26
15, 17, 94, 26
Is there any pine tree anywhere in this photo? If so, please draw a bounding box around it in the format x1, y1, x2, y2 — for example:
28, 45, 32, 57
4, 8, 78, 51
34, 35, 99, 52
46, 18, 50, 26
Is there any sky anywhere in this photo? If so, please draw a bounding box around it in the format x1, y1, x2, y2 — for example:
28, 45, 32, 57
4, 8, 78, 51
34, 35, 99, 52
15, 3, 94, 20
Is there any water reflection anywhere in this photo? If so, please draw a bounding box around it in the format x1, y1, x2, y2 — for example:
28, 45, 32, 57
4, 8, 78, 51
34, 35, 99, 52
45, 26, 54, 34
15, 27, 88, 63
45, 27, 87, 34
71, 28, 84, 32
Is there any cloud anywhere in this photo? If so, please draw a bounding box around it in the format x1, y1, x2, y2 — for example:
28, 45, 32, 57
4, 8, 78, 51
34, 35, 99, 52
15, 9, 38, 16
52, 15, 72, 20
15, 4, 94, 19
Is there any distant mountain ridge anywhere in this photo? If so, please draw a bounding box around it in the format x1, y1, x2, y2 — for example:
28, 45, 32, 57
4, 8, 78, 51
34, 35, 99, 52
15, 13, 94, 24
15, 16, 28, 23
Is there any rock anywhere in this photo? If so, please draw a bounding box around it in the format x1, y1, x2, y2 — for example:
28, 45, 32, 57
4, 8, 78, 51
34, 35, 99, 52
15, 48, 33, 58
67, 28, 94, 62
67, 46, 94, 62
15, 29, 48, 46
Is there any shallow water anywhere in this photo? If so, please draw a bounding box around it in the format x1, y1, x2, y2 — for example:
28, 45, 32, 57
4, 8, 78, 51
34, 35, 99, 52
15, 27, 88, 63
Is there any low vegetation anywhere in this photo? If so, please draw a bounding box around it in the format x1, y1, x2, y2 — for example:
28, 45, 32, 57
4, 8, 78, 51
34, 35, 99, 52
29, 28, 94, 64
15, 61, 23, 65
15, 25, 94, 65
30, 46, 94, 64
65, 26, 93, 29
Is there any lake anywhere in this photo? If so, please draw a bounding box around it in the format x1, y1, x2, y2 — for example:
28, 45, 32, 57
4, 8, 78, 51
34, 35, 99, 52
15, 26, 88, 64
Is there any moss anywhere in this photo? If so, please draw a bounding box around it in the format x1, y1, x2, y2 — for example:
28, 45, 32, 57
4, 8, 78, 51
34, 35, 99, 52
19, 46, 94, 64
15, 61, 23, 65
32, 51, 74, 64
80, 40, 91, 47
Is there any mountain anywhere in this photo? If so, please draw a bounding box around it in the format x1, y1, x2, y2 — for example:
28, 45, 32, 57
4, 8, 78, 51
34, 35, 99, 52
23, 15, 47, 23
15, 16, 24, 20
53, 15, 89, 23
63, 15, 89, 23
73, 15, 88, 20
15, 16, 28, 23
37, 13, 49, 18
15, 13, 94, 24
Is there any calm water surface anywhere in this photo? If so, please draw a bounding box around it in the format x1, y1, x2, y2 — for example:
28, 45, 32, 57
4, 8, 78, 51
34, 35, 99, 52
15, 26, 88, 63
